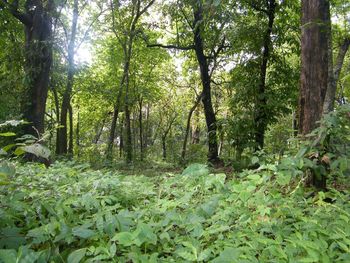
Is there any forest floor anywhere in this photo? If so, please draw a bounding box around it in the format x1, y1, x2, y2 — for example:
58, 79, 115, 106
1, 160, 350, 262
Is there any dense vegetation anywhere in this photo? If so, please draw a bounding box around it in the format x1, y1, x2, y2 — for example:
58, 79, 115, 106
0, 0, 350, 262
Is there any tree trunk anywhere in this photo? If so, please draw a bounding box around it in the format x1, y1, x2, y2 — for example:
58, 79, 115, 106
119, 116, 124, 157
299, 0, 330, 189
193, 4, 219, 164
139, 98, 144, 161
57, 0, 78, 155
68, 103, 73, 155
181, 93, 202, 161
254, 0, 276, 151
125, 104, 133, 163
14, 0, 54, 137
323, 37, 350, 113
76, 106, 80, 156
162, 136, 167, 160
299, 0, 329, 134
106, 104, 120, 158
94, 117, 106, 144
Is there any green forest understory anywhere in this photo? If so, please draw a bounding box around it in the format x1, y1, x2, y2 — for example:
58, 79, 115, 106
1, 0, 350, 262
1, 104, 350, 262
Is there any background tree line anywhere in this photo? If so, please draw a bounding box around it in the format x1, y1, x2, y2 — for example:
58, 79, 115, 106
0, 0, 349, 183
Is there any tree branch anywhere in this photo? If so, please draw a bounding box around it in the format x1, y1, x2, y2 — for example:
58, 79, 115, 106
1, 0, 32, 25
147, 43, 195, 50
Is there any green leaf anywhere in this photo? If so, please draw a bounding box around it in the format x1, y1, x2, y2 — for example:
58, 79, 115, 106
14, 147, 26, 156
133, 223, 157, 246
67, 248, 86, 263
212, 247, 240, 263
251, 156, 259, 165
0, 249, 17, 263
23, 144, 51, 159
72, 227, 96, 239
276, 171, 292, 186
112, 232, 134, 246
182, 163, 209, 177
0, 132, 16, 137
0, 162, 16, 177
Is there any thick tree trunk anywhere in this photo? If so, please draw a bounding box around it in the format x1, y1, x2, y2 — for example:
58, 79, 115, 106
323, 37, 350, 113
299, 0, 329, 134
300, 0, 330, 189
57, 0, 78, 155
254, 0, 276, 151
19, 0, 54, 137
193, 4, 219, 164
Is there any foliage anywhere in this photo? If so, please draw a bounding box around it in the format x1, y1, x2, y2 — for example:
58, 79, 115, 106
0, 120, 51, 171
0, 156, 350, 262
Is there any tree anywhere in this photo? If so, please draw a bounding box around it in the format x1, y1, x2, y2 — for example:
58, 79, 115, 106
106, 0, 155, 163
56, 0, 104, 156
1, 0, 55, 136
299, 0, 331, 189
146, 0, 231, 164
228, 0, 300, 156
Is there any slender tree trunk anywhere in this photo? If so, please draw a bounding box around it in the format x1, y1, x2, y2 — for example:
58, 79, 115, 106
57, 0, 78, 155
299, 0, 330, 189
162, 136, 167, 160
254, 0, 276, 151
94, 117, 106, 144
106, 104, 120, 157
192, 109, 200, 144
125, 104, 133, 163
76, 106, 80, 156
193, 4, 219, 164
139, 98, 144, 161
52, 86, 61, 155
68, 103, 73, 155
181, 93, 202, 161
119, 116, 124, 157
161, 116, 176, 161
323, 37, 350, 113
144, 104, 150, 148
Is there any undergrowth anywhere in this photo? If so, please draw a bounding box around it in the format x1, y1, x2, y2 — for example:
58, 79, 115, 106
1, 160, 350, 262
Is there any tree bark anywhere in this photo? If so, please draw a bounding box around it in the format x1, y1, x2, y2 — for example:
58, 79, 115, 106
323, 37, 350, 113
138, 98, 144, 161
193, 4, 219, 164
125, 104, 133, 163
299, 0, 329, 135
162, 136, 167, 160
106, 104, 120, 158
254, 0, 276, 151
76, 106, 80, 156
7, 0, 54, 137
181, 93, 202, 162
299, 0, 330, 189
68, 103, 73, 155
